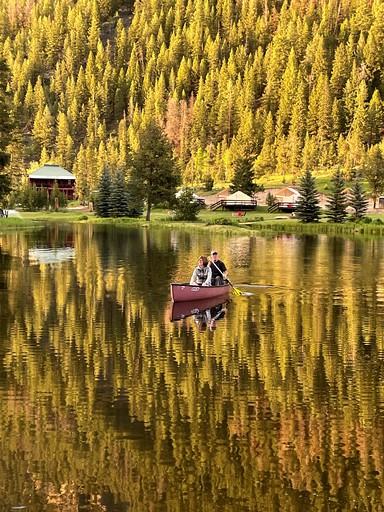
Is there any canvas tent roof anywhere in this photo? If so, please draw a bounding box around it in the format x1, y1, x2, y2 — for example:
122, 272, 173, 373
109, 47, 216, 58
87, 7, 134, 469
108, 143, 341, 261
275, 187, 300, 201
217, 188, 231, 197
175, 190, 201, 199
226, 190, 253, 201
275, 187, 300, 198
29, 164, 76, 180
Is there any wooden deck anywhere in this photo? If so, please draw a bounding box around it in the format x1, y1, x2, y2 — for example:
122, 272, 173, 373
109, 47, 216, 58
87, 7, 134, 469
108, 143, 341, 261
210, 199, 257, 211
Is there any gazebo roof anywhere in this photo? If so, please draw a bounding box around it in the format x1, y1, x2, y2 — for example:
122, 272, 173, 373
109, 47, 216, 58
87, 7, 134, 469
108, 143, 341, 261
29, 164, 76, 180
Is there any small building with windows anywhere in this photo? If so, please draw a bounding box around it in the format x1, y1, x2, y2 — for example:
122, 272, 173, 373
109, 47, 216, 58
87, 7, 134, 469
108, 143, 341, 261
29, 164, 76, 200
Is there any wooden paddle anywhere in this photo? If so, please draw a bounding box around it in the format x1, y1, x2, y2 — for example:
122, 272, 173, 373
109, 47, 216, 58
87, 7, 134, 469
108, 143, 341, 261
210, 259, 242, 296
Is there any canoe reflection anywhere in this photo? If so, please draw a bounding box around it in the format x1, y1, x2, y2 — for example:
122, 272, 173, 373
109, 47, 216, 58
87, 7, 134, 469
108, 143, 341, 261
170, 295, 229, 330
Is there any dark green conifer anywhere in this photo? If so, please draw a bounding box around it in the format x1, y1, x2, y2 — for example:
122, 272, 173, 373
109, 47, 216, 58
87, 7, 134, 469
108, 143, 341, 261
109, 170, 130, 217
0, 59, 12, 204
349, 179, 369, 220
296, 169, 322, 223
131, 120, 180, 221
49, 181, 67, 210
364, 144, 384, 208
325, 169, 348, 223
230, 154, 257, 197
95, 165, 112, 217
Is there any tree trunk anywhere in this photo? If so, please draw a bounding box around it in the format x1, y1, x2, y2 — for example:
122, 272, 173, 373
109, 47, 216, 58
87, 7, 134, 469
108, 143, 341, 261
146, 200, 152, 220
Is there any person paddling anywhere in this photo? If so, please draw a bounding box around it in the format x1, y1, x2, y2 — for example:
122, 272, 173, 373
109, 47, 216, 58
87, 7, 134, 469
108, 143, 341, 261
208, 250, 228, 286
190, 255, 212, 286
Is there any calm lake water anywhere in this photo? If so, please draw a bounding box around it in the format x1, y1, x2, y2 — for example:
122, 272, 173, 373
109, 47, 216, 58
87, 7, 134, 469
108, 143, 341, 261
1, 223, 384, 511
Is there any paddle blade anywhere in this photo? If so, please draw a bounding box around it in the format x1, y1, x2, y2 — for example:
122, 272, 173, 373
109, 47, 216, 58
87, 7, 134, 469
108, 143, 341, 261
233, 287, 242, 296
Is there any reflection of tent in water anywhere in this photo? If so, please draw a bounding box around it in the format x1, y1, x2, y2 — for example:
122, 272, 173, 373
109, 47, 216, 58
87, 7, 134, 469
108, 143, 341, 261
29, 247, 75, 264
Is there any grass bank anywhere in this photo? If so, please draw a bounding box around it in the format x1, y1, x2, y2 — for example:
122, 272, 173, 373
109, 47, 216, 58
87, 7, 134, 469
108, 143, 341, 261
0, 216, 37, 230
3, 207, 384, 237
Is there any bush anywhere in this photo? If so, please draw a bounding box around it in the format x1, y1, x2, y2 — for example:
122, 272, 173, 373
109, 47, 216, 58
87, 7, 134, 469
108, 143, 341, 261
173, 188, 201, 221
206, 217, 238, 225
266, 192, 277, 207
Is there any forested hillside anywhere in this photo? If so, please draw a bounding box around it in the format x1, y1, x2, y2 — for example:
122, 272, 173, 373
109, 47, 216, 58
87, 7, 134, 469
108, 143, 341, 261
1, 0, 384, 199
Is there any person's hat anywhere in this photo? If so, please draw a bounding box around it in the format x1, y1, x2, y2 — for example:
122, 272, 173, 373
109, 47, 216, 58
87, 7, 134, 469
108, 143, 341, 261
211, 250, 218, 255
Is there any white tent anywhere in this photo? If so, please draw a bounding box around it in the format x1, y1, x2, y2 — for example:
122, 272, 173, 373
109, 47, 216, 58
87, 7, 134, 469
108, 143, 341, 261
275, 187, 301, 203
175, 190, 205, 204
226, 191, 253, 201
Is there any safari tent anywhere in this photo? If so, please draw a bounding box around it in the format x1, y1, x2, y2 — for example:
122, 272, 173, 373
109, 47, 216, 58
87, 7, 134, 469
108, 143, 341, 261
226, 191, 254, 202
221, 190, 257, 210
275, 187, 301, 203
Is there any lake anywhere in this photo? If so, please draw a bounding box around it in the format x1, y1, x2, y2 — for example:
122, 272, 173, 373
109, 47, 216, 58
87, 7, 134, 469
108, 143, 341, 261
0, 223, 384, 511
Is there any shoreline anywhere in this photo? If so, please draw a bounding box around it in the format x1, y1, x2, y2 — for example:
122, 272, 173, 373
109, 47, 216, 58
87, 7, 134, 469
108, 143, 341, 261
2, 209, 384, 238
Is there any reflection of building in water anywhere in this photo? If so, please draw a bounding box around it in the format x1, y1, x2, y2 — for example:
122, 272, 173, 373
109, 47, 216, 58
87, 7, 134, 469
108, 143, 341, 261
28, 247, 75, 264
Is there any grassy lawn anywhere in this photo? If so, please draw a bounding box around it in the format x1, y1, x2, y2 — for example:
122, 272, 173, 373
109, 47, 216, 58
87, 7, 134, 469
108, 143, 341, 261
0, 216, 37, 230
2, 204, 384, 237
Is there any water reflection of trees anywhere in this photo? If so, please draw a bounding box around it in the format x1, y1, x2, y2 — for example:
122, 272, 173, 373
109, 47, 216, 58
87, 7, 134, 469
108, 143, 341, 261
0, 229, 384, 509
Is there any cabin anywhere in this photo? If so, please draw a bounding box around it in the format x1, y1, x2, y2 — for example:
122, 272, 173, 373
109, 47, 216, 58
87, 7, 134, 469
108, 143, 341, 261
28, 164, 76, 200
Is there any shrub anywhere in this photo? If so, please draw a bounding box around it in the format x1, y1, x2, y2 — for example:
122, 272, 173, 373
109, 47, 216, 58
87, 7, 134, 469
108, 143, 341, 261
206, 217, 238, 225
266, 192, 277, 207
173, 188, 201, 221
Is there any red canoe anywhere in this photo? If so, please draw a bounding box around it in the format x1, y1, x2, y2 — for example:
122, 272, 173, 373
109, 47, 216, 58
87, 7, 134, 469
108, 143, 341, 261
170, 283, 230, 302
170, 295, 229, 321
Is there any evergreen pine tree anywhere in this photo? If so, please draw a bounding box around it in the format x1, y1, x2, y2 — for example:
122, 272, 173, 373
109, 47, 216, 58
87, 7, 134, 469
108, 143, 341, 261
126, 181, 144, 218
131, 120, 180, 221
364, 144, 384, 208
95, 165, 112, 217
50, 180, 67, 209
254, 112, 276, 176
325, 169, 348, 223
109, 170, 130, 217
0, 59, 12, 204
230, 154, 257, 197
349, 179, 369, 220
295, 169, 322, 223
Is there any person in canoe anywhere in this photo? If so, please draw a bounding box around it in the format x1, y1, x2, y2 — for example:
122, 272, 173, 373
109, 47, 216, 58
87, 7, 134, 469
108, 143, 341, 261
190, 255, 212, 286
208, 250, 228, 286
